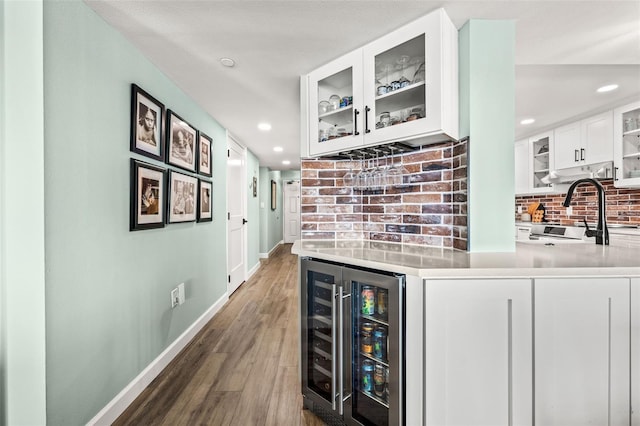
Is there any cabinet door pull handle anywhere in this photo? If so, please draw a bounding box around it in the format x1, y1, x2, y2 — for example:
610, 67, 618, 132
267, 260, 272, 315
364, 106, 371, 134
353, 108, 360, 136
575, 149, 580, 162
580, 148, 585, 161
331, 284, 337, 411
614, 167, 618, 181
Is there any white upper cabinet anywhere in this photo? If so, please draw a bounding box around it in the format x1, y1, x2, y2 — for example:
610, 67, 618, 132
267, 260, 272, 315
613, 100, 640, 188
303, 8, 458, 158
528, 131, 555, 193
553, 111, 613, 170
514, 139, 529, 194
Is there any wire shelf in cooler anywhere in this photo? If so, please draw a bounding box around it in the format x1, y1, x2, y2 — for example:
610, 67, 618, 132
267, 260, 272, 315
313, 345, 332, 360
360, 352, 388, 367
313, 314, 332, 326
314, 296, 332, 307
313, 363, 332, 378
313, 329, 331, 343
358, 388, 389, 409
360, 314, 389, 327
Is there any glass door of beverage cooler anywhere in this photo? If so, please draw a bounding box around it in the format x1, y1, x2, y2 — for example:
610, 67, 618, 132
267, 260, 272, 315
343, 268, 404, 426
300, 259, 343, 414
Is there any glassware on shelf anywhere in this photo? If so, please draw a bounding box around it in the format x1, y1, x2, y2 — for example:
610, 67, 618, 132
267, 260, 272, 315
327, 126, 337, 139
624, 117, 635, 133
318, 129, 327, 142
396, 55, 411, 88
328, 94, 341, 111
412, 62, 425, 84
379, 112, 390, 127
318, 100, 330, 115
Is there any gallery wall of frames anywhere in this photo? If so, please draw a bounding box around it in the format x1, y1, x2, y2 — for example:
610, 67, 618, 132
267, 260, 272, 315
129, 83, 214, 231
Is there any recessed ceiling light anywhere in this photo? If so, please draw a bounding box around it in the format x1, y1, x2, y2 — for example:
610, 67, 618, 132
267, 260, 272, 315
273, 146, 283, 152
597, 84, 618, 93
520, 118, 535, 125
220, 57, 235, 67
258, 122, 271, 131
282, 160, 291, 165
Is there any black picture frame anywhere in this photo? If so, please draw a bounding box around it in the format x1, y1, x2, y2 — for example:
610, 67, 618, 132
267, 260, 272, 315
197, 179, 213, 222
130, 159, 166, 231
130, 84, 165, 161
198, 132, 213, 177
166, 110, 197, 172
167, 170, 198, 224
271, 179, 277, 210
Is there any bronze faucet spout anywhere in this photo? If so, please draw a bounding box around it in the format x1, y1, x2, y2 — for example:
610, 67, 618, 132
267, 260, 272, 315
562, 178, 609, 245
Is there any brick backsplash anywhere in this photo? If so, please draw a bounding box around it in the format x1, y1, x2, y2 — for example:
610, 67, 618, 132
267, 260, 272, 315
515, 179, 640, 226
301, 140, 468, 251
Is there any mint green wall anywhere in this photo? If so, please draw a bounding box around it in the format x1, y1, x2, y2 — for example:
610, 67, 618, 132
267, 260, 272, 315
459, 20, 516, 252
246, 150, 260, 271
259, 167, 291, 255
44, 1, 227, 424
1, 1, 47, 425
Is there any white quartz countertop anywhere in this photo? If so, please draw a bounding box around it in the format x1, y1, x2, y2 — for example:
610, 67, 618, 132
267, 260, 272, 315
292, 239, 640, 279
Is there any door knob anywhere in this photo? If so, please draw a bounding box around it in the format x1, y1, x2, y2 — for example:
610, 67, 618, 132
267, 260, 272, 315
242, 218, 248, 224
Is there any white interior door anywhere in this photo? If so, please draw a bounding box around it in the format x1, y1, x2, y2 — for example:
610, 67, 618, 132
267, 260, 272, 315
283, 180, 300, 243
227, 135, 246, 295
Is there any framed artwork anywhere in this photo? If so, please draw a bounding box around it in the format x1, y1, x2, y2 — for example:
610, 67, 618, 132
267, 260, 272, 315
197, 179, 213, 222
271, 179, 277, 210
198, 132, 213, 177
167, 170, 198, 223
130, 159, 166, 231
166, 110, 197, 172
252, 176, 257, 197
130, 84, 165, 160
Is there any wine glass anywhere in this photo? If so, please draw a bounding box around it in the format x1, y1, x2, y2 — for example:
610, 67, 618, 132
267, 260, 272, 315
396, 55, 411, 88
342, 154, 357, 187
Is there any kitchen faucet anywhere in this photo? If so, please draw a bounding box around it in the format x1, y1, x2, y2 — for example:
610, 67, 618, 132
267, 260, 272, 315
562, 178, 609, 245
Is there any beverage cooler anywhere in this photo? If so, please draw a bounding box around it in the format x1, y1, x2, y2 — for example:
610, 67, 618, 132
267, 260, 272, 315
300, 258, 405, 426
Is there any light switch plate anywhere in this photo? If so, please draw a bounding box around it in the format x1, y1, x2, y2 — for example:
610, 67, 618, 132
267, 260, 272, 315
177, 283, 185, 305
171, 288, 179, 308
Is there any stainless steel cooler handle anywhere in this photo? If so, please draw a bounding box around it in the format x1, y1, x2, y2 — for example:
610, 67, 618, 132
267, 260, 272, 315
338, 285, 345, 416
331, 284, 337, 411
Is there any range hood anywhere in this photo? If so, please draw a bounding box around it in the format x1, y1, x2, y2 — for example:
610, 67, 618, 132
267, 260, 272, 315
541, 161, 613, 184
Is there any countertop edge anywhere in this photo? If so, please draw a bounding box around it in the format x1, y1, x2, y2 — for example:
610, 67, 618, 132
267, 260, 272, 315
292, 240, 640, 279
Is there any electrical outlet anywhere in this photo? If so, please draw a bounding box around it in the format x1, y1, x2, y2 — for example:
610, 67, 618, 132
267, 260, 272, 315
177, 283, 185, 305
566, 206, 573, 216
171, 288, 179, 308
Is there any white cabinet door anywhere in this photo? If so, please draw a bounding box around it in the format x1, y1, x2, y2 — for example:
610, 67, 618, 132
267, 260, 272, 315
632, 278, 640, 426
613, 100, 640, 188
554, 121, 581, 170
425, 279, 533, 426
307, 50, 364, 157
582, 110, 613, 165
362, 8, 458, 147
514, 139, 529, 194
529, 132, 554, 193
535, 278, 630, 426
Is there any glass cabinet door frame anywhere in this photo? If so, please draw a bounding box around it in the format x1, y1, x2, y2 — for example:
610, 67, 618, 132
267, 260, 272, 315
613, 100, 640, 188
343, 267, 404, 426
308, 50, 364, 157
362, 9, 453, 146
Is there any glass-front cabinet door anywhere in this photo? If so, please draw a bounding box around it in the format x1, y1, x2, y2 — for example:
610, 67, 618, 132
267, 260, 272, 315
301, 260, 342, 410
308, 50, 364, 157
614, 100, 640, 188
362, 8, 457, 146
344, 268, 403, 426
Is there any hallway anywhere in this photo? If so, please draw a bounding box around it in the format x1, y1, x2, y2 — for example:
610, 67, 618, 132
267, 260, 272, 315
114, 244, 324, 425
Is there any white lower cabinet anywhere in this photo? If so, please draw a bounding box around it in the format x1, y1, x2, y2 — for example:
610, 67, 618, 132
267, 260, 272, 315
632, 278, 640, 426
534, 278, 630, 426
425, 279, 533, 426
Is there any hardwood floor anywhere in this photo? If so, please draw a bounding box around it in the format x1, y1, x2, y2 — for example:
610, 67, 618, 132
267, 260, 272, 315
114, 244, 325, 426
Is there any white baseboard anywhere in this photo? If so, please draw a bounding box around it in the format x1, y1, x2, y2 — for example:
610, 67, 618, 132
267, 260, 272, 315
87, 292, 229, 426
259, 240, 283, 259
247, 261, 260, 280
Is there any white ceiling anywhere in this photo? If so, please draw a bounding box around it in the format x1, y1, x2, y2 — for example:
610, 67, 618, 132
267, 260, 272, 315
85, 0, 640, 170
